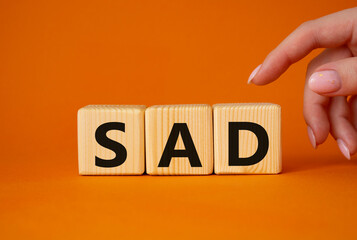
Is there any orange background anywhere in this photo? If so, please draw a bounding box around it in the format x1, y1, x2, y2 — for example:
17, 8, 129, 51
1, 0, 356, 239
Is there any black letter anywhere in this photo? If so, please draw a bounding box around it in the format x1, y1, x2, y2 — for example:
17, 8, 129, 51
95, 122, 127, 168
158, 123, 202, 167
229, 122, 269, 166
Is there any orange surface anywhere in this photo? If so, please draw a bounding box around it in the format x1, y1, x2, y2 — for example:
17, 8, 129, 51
1, 0, 357, 239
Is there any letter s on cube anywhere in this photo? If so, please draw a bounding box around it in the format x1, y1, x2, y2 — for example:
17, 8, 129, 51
213, 103, 282, 174
77, 105, 146, 175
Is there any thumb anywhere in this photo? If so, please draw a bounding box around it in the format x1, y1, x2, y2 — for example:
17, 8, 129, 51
308, 57, 357, 96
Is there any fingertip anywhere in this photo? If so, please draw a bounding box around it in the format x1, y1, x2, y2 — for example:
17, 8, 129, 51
310, 122, 330, 146
337, 139, 351, 160
304, 100, 330, 146
329, 96, 357, 158
247, 64, 262, 84
308, 70, 342, 94
307, 126, 317, 149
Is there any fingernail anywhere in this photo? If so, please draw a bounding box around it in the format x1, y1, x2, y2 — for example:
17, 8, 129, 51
307, 126, 317, 149
308, 70, 341, 93
337, 139, 350, 160
248, 64, 262, 84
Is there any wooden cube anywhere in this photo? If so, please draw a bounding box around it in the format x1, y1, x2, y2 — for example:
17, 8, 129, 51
145, 104, 213, 175
213, 103, 281, 174
78, 105, 146, 175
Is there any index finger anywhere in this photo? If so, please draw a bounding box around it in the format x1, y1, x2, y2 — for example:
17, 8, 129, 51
250, 7, 357, 85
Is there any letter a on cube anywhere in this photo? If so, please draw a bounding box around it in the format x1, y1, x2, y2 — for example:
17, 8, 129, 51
78, 105, 146, 175
145, 104, 213, 175
213, 103, 281, 174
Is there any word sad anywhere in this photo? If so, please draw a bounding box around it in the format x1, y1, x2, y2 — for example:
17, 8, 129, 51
78, 104, 281, 175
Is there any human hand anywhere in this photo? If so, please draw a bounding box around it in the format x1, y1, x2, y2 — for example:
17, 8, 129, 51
248, 7, 357, 159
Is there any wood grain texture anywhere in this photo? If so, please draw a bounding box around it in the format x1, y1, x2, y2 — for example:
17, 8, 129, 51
145, 104, 213, 175
213, 103, 281, 174
78, 105, 145, 175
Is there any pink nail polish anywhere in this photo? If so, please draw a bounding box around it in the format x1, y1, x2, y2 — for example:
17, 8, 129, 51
307, 126, 317, 149
337, 139, 350, 160
248, 64, 262, 84
308, 70, 341, 93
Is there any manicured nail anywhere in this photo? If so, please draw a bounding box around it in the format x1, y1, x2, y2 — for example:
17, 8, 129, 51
307, 126, 317, 149
308, 70, 341, 93
337, 139, 350, 160
248, 64, 262, 84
